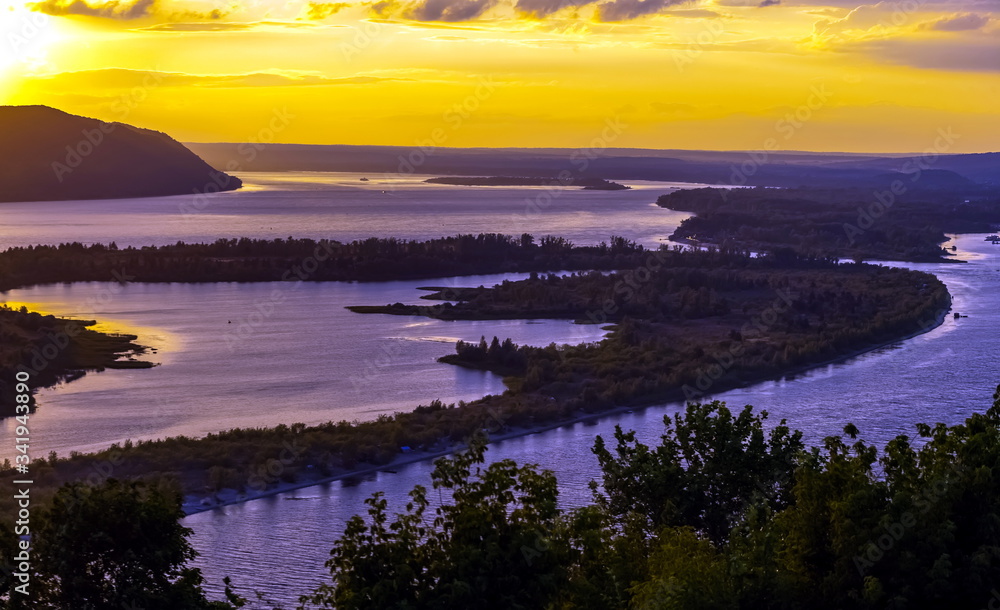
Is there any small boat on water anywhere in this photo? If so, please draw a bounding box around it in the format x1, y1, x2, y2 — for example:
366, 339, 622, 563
360, 177, 369, 182
985, 235, 999, 242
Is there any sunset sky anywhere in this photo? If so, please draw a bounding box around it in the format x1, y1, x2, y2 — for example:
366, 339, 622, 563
0, 0, 997, 151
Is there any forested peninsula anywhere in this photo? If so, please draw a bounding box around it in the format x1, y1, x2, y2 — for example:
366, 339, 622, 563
0, 307, 152, 416
658, 186, 1000, 262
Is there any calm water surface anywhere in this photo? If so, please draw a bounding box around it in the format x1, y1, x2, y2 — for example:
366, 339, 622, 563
0, 275, 606, 460
0, 172, 699, 249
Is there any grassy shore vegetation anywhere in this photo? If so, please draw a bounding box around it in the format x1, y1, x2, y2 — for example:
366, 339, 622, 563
658, 186, 1000, 262
6, 390, 1000, 609
0, 306, 152, 416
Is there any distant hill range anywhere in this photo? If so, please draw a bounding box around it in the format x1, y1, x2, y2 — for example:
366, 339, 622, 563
188, 142, 999, 191
0, 106, 241, 203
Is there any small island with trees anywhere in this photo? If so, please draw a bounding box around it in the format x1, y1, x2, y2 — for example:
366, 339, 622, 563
425, 175, 631, 190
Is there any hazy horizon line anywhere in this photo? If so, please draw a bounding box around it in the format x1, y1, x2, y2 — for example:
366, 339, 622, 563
181, 142, 1000, 157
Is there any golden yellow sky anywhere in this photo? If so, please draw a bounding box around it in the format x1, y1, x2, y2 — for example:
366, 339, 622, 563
1, 0, 998, 151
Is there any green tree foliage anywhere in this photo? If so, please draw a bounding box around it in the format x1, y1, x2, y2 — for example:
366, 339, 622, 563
630, 527, 735, 610
1, 479, 237, 610
8, 391, 1000, 609
764, 387, 1000, 609
317, 387, 1000, 610
450, 336, 528, 375
593, 402, 804, 545
301, 436, 574, 610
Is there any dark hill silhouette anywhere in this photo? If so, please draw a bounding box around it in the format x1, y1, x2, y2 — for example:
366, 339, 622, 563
830, 152, 1000, 186
869, 168, 977, 190
0, 105, 241, 202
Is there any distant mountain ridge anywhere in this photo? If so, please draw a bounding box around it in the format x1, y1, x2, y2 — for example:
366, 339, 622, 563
0, 106, 241, 203
186, 142, 999, 190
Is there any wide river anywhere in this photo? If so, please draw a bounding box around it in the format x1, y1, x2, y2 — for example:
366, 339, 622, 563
0, 171, 696, 250
2, 173, 998, 607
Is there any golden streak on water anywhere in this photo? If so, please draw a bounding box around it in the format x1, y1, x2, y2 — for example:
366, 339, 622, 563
0, 300, 179, 356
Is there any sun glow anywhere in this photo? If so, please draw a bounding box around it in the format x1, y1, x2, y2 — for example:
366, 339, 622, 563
0, 2, 64, 74
2, 0, 998, 151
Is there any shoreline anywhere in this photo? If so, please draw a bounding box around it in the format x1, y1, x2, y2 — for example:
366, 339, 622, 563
182, 299, 952, 516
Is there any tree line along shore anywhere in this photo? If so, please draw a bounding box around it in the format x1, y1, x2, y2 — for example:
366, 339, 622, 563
658, 185, 1000, 262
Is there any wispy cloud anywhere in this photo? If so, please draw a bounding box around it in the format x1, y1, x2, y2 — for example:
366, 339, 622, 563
405, 0, 500, 21
138, 20, 341, 31
29, 0, 155, 19
514, 0, 599, 18
921, 12, 990, 30
168, 7, 229, 20
664, 8, 723, 16
305, 1, 352, 19
839, 34, 1000, 72
806, 3, 1000, 73
596, 0, 686, 21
